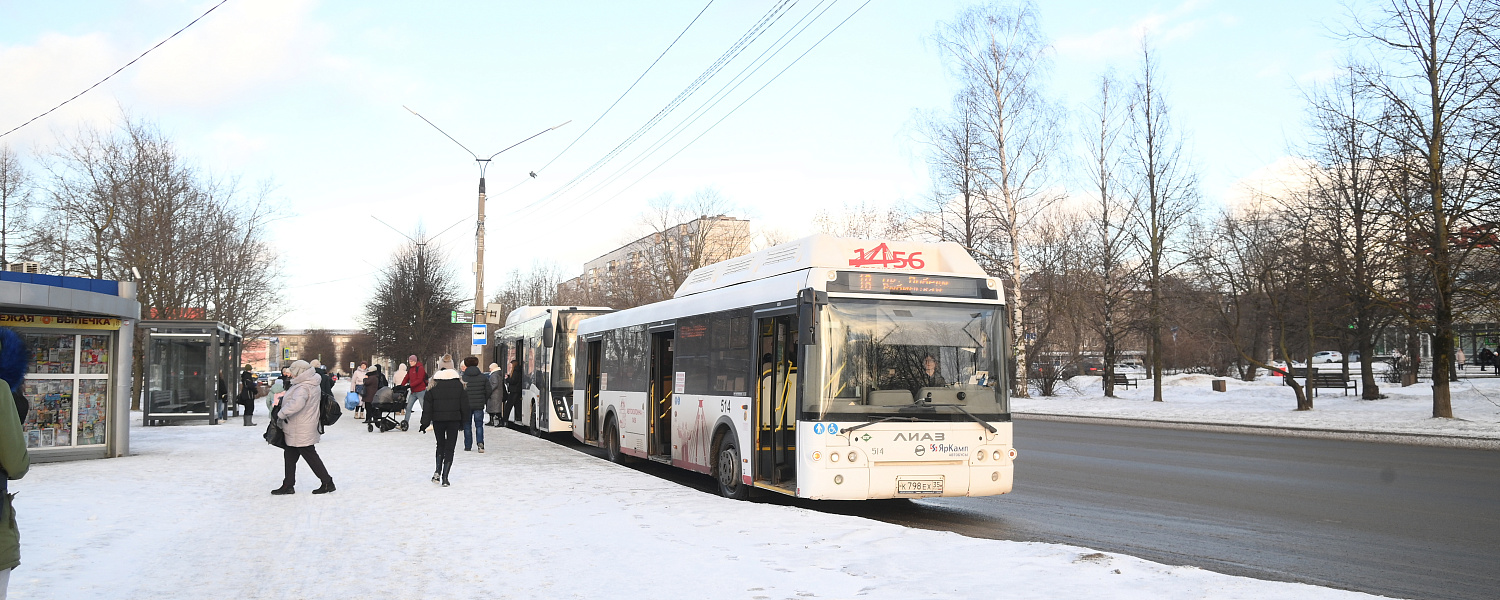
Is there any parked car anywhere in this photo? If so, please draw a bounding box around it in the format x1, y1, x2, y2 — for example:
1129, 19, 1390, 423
1312, 351, 1343, 363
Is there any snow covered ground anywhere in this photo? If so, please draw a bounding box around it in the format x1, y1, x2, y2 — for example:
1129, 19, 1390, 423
12, 383, 1391, 599
1015, 373, 1500, 440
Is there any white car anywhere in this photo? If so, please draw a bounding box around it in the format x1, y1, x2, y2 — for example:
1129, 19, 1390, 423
1311, 351, 1343, 364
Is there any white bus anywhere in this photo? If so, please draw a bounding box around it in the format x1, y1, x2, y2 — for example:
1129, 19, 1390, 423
490, 306, 612, 435
571, 234, 1015, 500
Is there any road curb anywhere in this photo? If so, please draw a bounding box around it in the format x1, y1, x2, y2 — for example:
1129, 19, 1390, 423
1013, 412, 1500, 451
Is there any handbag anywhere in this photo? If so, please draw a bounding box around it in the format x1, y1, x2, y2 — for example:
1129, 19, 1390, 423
263, 405, 288, 449
344, 391, 361, 410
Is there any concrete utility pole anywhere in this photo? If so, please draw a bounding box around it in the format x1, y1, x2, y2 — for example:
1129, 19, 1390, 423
403, 107, 569, 321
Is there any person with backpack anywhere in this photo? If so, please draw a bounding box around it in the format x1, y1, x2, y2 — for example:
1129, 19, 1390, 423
270, 360, 335, 495
237, 365, 258, 426
419, 355, 468, 486
460, 356, 492, 453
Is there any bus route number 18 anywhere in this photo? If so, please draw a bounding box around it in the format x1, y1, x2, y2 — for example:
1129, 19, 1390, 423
848, 243, 925, 269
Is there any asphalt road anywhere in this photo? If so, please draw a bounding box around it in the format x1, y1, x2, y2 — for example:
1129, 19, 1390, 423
555, 421, 1500, 599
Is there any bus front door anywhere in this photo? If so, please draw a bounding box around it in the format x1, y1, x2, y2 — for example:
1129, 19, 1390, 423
584, 339, 602, 443
649, 331, 674, 458
756, 315, 797, 489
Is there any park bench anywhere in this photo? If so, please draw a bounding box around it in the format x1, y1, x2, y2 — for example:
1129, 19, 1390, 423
1110, 373, 1138, 389
1308, 372, 1357, 397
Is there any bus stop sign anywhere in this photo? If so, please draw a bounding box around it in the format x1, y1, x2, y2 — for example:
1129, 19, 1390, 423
471, 324, 487, 345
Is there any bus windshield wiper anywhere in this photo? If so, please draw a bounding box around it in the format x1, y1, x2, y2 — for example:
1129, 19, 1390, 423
919, 392, 998, 433
840, 416, 924, 436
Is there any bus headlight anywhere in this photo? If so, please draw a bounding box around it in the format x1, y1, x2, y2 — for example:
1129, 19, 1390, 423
1008, 448, 1018, 460
834, 474, 844, 485
977, 450, 986, 461
992, 450, 1002, 461
991, 471, 1000, 481
830, 452, 840, 463
847, 451, 857, 463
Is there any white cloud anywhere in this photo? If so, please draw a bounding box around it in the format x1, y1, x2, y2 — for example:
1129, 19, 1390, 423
0, 31, 125, 147
130, 0, 329, 107
1054, 0, 1233, 60
1221, 155, 1313, 213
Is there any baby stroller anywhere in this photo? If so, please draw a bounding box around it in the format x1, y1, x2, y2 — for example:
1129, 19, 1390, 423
367, 385, 410, 432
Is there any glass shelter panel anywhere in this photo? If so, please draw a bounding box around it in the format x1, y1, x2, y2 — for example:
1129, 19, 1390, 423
148, 336, 212, 415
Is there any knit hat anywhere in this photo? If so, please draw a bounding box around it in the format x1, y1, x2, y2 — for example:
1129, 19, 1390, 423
286, 360, 312, 378
488, 363, 500, 372
438, 354, 455, 371
408, 354, 418, 362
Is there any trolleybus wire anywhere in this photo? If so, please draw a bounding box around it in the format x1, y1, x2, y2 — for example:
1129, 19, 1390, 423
0, 0, 233, 140
507, 0, 799, 219
543, 0, 872, 219
533, 0, 718, 175
554, 0, 840, 210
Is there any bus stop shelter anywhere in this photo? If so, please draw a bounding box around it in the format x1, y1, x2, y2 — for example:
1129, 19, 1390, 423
140, 320, 241, 426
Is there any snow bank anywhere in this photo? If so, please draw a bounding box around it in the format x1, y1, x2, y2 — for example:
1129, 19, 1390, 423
9, 406, 1386, 599
1016, 373, 1500, 439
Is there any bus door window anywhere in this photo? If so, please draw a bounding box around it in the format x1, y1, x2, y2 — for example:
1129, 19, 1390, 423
756, 314, 797, 488
649, 332, 674, 457
584, 339, 602, 442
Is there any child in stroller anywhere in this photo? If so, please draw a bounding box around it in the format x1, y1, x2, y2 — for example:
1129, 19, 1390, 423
367, 385, 411, 432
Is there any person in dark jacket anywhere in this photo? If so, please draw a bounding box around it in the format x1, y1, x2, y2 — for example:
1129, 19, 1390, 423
460, 356, 493, 453
238, 365, 258, 426
419, 358, 468, 486
362, 365, 385, 425
485, 363, 505, 426
503, 359, 523, 425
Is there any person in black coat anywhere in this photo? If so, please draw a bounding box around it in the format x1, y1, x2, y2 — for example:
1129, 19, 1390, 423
460, 356, 493, 453
419, 358, 469, 487
237, 366, 258, 426
503, 359, 523, 425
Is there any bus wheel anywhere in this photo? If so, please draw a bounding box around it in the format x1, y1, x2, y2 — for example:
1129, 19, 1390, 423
715, 436, 749, 500
604, 418, 628, 464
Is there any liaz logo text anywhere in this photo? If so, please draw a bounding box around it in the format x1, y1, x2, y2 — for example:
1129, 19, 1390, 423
929, 444, 969, 454
893, 432, 944, 442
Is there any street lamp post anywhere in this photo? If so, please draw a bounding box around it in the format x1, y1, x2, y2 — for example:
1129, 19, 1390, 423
403, 107, 569, 326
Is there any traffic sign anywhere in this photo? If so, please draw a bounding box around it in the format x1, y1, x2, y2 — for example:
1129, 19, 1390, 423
451, 310, 475, 324
471, 324, 488, 344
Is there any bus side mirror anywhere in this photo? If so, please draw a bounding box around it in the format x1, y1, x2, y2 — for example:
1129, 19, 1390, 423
542, 319, 554, 346
798, 288, 826, 345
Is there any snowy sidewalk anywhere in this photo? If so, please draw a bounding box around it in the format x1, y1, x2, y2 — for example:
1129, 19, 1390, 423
1014, 374, 1500, 447
9, 411, 1392, 599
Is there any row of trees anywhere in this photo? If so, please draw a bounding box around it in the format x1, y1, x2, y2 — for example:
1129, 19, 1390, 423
859, 0, 1498, 417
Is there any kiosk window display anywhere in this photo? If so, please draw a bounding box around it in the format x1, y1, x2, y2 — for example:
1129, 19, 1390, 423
19, 331, 114, 449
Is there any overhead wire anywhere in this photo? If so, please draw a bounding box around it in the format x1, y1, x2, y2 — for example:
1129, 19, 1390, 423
567, 0, 874, 213
0, 0, 234, 140
555, 0, 840, 211
505, 0, 800, 219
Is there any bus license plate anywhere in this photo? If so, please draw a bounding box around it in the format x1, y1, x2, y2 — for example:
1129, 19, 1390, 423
896, 477, 944, 495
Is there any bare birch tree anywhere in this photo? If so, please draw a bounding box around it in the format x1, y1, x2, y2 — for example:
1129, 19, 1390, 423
1079, 73, 1139, 397
0, 145, 34, 266
934, 1, 1064, 397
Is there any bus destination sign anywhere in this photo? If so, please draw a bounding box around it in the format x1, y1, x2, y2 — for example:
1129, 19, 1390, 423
827, 272, 985, 298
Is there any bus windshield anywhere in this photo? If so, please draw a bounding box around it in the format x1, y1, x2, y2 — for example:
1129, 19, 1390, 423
813, 298, 1007, 420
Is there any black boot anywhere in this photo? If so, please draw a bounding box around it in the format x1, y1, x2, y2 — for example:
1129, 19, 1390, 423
271, 484, 294, 495
312, 480, 336, 494
441, 458, 452, 487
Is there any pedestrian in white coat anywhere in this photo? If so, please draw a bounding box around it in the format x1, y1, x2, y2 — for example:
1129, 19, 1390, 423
271, 360, 335, 495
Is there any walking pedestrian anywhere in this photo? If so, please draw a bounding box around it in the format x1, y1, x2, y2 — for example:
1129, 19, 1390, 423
1456, 348, 1466, 371
270, 360, 336, 495
0, 328, 32, 598
402, 355, 428, 428
486, 363, 505, 426
503, 359, 523, 425
1479, 347, 1495, 372
460, 356, 492, 453
419, 355, 468, 486
216, 371, 229, 423
352, 362, 369, 419
237, 365, 258, 426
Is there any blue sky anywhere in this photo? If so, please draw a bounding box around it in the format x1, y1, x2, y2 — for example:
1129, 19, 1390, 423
0, 0, 1355, 329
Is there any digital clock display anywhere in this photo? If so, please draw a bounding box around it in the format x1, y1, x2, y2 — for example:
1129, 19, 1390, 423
827, 272, 987, 298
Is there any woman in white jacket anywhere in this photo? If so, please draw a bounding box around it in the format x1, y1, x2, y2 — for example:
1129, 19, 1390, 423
271, 360, 336, 495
